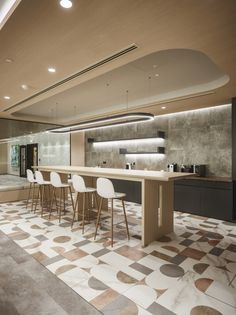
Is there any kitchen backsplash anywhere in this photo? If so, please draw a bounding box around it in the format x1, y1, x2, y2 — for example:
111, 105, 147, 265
85, 104, 231, 177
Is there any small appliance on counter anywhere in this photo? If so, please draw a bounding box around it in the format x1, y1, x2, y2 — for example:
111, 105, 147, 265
167, 163, 178, 172
126, 162, 136, 170
180, 164, 193, 173
192, 164, 206, 177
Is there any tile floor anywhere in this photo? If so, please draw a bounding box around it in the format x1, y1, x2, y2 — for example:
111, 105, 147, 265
0, 230, 100, 315
0, 175, 28, 190
0, 199, 236, 315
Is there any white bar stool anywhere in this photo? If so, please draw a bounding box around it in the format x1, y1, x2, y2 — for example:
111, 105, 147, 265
49, 171, 74, 222
71, 174, 98, 232
94, 177, 130, 247
34, 170, 51, 217
26, 169, 37, 211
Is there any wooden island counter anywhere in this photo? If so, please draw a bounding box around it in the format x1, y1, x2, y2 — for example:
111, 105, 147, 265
36, 166, 193, 246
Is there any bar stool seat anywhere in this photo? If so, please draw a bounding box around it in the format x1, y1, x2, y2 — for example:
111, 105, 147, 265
113, 192, 126, 199
34, 170, 51, 216
71, 174, 98, 232
94, 177, 130, 247
26, 169, 37, 211
49, 171, 74, 222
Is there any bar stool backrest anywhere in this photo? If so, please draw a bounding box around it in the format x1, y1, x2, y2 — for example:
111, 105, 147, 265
50, 171, 62, 187
97, 177, 116, 199
26, 169, 35, 183
35, 171, 45, 185
72, 174, 87, 193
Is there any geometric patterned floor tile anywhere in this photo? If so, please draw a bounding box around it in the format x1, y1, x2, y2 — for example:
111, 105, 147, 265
0, 199, 236, 315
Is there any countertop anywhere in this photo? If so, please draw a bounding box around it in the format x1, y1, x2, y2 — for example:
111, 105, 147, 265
35, 165, 194, 182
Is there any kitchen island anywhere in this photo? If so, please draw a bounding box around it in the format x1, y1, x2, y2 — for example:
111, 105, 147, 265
36, 166, 193, 246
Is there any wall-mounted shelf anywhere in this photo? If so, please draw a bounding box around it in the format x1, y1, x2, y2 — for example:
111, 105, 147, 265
88, 131, 165, 144
119, 147, 165, 155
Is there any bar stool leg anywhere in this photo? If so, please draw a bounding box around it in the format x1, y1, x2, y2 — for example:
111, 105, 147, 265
94, 192, 99, 210
26, 183, 32, 209
31, 183, 36, 212
49, 187, 55, 220
94, 197, 103, 240
74, 192, 79, 212
82, 192, 86, 233
63, 187, 66, 215
111, 198, 114, 247
41, 185, 45, 217
91, 192, 99, 222
53, 187, 58, 213
34, 186, 40, 213
71, 192, 78, 228
69, 186, 74, 210
87, 192, 91, 223
46, 186, 51, 213
121, 198, 130, 240
59, 187, 62, 223
77, 193, 80, 222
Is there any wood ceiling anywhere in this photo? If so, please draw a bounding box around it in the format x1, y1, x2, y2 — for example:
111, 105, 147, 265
0, 0, 236, 125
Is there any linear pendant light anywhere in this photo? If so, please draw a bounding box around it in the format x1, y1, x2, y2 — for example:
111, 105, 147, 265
48, 112, 154, 133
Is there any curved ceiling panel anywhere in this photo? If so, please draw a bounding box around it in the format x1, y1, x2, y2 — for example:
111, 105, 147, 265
14, 49, 229, 124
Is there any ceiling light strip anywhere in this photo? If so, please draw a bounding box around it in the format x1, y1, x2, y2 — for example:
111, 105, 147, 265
48, 112, 154, 133
4, 44, 138, 112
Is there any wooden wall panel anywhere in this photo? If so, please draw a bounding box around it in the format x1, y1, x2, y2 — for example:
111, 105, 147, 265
70, 132, 85, 166
0, 144, 8, 174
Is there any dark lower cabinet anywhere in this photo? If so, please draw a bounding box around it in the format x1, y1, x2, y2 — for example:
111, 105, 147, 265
108, 178, 234, 222
175, 185, 202, 215
111, 179, 141, 204
174, 179, 233, 221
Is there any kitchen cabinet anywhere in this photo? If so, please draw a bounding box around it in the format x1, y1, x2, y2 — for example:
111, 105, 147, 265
174, 179, 233, 221
111, 179, 141, 203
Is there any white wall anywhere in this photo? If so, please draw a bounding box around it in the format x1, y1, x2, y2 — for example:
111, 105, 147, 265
7, 132, 70, 175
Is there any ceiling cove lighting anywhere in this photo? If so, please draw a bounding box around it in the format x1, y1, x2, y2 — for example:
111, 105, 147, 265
60, 0, 72, 8
155, 103, 231, 118
48, 113, 154, 133
0, 137, 19, 144
0, 0, 21, 30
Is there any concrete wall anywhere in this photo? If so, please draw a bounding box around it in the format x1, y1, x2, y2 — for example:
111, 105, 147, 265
85, 104, 231, 177
7, 132, 70, 175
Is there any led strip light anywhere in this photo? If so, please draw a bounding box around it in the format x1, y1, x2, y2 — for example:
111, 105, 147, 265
48, 112, 154, 133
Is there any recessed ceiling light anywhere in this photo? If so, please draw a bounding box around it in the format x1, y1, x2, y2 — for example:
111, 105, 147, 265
5, 58, 14, 63
60, 0, 72, 8
155, 73, 159, 77
4, 96, 10, 100
48, 67, 56, 73
161, 106, 166, 109
21, 84, 29, 90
